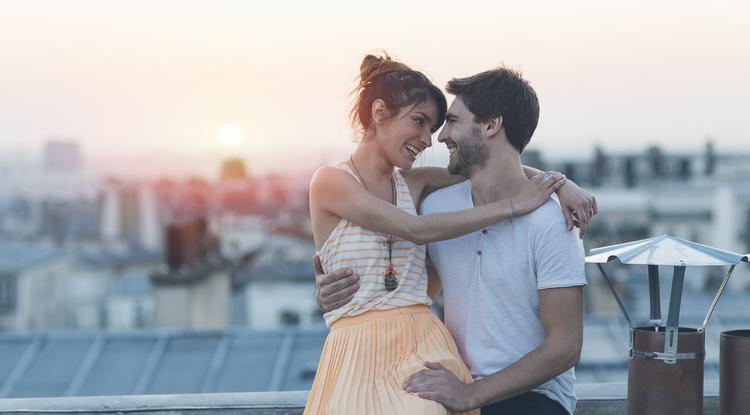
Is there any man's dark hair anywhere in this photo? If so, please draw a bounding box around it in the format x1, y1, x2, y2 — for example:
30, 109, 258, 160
446, 67, 539, 153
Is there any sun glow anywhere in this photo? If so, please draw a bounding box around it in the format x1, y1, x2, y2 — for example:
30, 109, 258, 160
217, 124, 243, 145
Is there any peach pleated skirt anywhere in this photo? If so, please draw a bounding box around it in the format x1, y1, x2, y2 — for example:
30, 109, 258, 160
304, 305, 479, 415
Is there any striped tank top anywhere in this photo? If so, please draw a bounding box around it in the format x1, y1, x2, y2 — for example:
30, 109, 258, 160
318, 163, 431, 327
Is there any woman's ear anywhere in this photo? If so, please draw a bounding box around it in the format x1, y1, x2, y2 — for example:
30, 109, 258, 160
371, 99, 390, 125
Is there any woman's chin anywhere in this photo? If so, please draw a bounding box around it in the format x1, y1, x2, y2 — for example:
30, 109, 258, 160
397, 159, 415, 170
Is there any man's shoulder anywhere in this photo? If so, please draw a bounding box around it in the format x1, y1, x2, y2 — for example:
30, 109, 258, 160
525, 199, 585, 263
524, 199, 573, 236
421, 181, 470, 213
526, 198, 565, 223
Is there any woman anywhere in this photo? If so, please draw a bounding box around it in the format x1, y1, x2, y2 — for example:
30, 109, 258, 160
305, 54, 569, 414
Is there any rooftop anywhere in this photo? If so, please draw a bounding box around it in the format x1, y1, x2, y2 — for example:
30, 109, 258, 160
2, 311, 748, 398
0, 384, 721, 414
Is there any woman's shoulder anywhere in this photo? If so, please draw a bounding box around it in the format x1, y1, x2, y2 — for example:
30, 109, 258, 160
312, 162, 355, 181
310, 163, 359, 194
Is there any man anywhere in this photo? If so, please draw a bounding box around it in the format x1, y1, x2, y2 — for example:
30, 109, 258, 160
316, 67, 591, 415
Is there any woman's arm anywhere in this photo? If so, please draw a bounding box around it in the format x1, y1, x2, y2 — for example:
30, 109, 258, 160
521, 166, 597, 238
408, 165, 552, 195
401, 167, 465, 207
310, 166, 565, 245
406, 165, 595, 221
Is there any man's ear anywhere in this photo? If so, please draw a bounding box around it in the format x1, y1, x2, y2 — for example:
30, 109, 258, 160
371, 99, 390, 125
485, 116, 503, 137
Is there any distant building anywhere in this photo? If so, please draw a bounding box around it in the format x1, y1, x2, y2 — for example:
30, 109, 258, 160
151, 218, 230, 329
0, 237, 162, 332
0, 239, 67, 331
234, 233, 319, 328
544, 141, 747, 190
220, 158, 248, 182
520, 149, 546, 171
100, 181, 161, 250
43, 140, 82, 172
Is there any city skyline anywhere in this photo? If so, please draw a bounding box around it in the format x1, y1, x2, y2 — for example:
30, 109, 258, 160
2, 1, 749, 176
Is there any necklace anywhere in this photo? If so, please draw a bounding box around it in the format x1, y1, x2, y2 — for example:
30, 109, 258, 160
349, 156, 398, 291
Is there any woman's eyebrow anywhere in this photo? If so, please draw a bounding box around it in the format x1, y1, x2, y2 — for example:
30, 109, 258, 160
415, 111, 432, 124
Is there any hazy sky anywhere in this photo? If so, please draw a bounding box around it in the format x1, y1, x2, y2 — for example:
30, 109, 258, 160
1, 0, 748, 177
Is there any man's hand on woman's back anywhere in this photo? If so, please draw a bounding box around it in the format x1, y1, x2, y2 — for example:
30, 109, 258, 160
314, 255, 360, 313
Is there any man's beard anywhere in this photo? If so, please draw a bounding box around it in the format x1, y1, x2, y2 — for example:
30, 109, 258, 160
447, 133, 488, 179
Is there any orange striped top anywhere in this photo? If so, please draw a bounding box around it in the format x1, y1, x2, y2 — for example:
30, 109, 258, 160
318, 163, 431, 327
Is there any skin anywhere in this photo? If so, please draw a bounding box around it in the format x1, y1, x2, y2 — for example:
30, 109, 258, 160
309, 97, 565, 252
311, 93, 593, 312
402, 284, 583, 410
316, 95, 590, 411
314, 142, 596, 313
399, 96, 584, 410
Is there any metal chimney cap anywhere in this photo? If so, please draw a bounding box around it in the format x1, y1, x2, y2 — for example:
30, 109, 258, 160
585, 235, 750, 266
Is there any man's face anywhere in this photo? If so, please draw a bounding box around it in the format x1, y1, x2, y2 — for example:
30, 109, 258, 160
438, 97, 488, 178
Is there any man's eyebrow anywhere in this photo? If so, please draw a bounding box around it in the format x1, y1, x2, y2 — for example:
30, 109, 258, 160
445, 112, 458, 120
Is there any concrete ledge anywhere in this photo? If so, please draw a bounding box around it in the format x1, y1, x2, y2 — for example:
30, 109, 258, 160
0, 392, 308, 414
0, 382, 721, 415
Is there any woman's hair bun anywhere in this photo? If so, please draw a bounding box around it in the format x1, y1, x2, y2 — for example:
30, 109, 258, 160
358, 53, 411, 88
349, 51, 446, 141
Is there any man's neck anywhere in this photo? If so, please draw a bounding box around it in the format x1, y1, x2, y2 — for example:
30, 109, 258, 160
470, 151, 528, 206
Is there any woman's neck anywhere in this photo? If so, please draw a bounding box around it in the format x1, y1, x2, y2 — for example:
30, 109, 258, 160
351, 139, 394, 187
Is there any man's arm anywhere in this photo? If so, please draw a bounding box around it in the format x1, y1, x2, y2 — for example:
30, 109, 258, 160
313, 255, 360, 313
403, 285, 583, 411
465, 286, 583, 407
314, 256, 442, 312
426, 264, 442, 301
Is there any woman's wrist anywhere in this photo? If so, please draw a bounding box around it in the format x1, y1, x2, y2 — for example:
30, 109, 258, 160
508, 197, 515, 222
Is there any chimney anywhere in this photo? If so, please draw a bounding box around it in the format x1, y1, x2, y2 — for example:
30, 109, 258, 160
647, 146, 665, 179
704, 140, 716, 176
593, 146, 608, 187
152, 216, 229, 329
623, 156, 637, 188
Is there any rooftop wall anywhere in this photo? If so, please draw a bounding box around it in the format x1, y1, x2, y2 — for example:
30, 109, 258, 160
0, 382, 720, 415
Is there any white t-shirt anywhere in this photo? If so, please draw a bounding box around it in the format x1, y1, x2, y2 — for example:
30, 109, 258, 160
421, 180, 587, 415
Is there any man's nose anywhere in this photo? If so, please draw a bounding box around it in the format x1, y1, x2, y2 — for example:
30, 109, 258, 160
437, 127, 448, 143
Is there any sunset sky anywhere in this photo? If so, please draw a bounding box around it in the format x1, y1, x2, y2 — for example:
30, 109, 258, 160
1, 0, 748, 177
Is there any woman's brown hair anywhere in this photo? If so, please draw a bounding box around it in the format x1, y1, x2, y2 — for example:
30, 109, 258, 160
349, 53, 447, 140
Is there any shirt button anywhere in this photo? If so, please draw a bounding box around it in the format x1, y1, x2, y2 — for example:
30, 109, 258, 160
482, 229, 488, 234
477, 250, 482, 256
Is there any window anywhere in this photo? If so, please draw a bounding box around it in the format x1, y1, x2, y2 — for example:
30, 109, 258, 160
0, 273, 17, 314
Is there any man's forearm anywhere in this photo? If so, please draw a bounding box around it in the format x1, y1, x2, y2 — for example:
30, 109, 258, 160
468, 341, 580, 408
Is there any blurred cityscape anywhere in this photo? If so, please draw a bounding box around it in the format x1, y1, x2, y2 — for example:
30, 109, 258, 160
0, 139, 316, 333
0, 139, 749, 397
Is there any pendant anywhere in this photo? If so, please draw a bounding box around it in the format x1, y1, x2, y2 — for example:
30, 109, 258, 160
384, 264, 398, 290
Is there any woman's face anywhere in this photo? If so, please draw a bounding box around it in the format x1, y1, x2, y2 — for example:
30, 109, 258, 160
378, 98, 438, 170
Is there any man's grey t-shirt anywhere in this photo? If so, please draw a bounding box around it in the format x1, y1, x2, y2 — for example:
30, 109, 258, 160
421, 181, 587, 414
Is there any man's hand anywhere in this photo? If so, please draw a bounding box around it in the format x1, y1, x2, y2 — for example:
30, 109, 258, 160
313, 255, 360, 313
402, 362, 476, 411
556, 180, 597, 239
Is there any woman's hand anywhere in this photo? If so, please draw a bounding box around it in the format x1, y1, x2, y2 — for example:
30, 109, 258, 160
556, 180, 598, 239
511, 172, 566, 216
